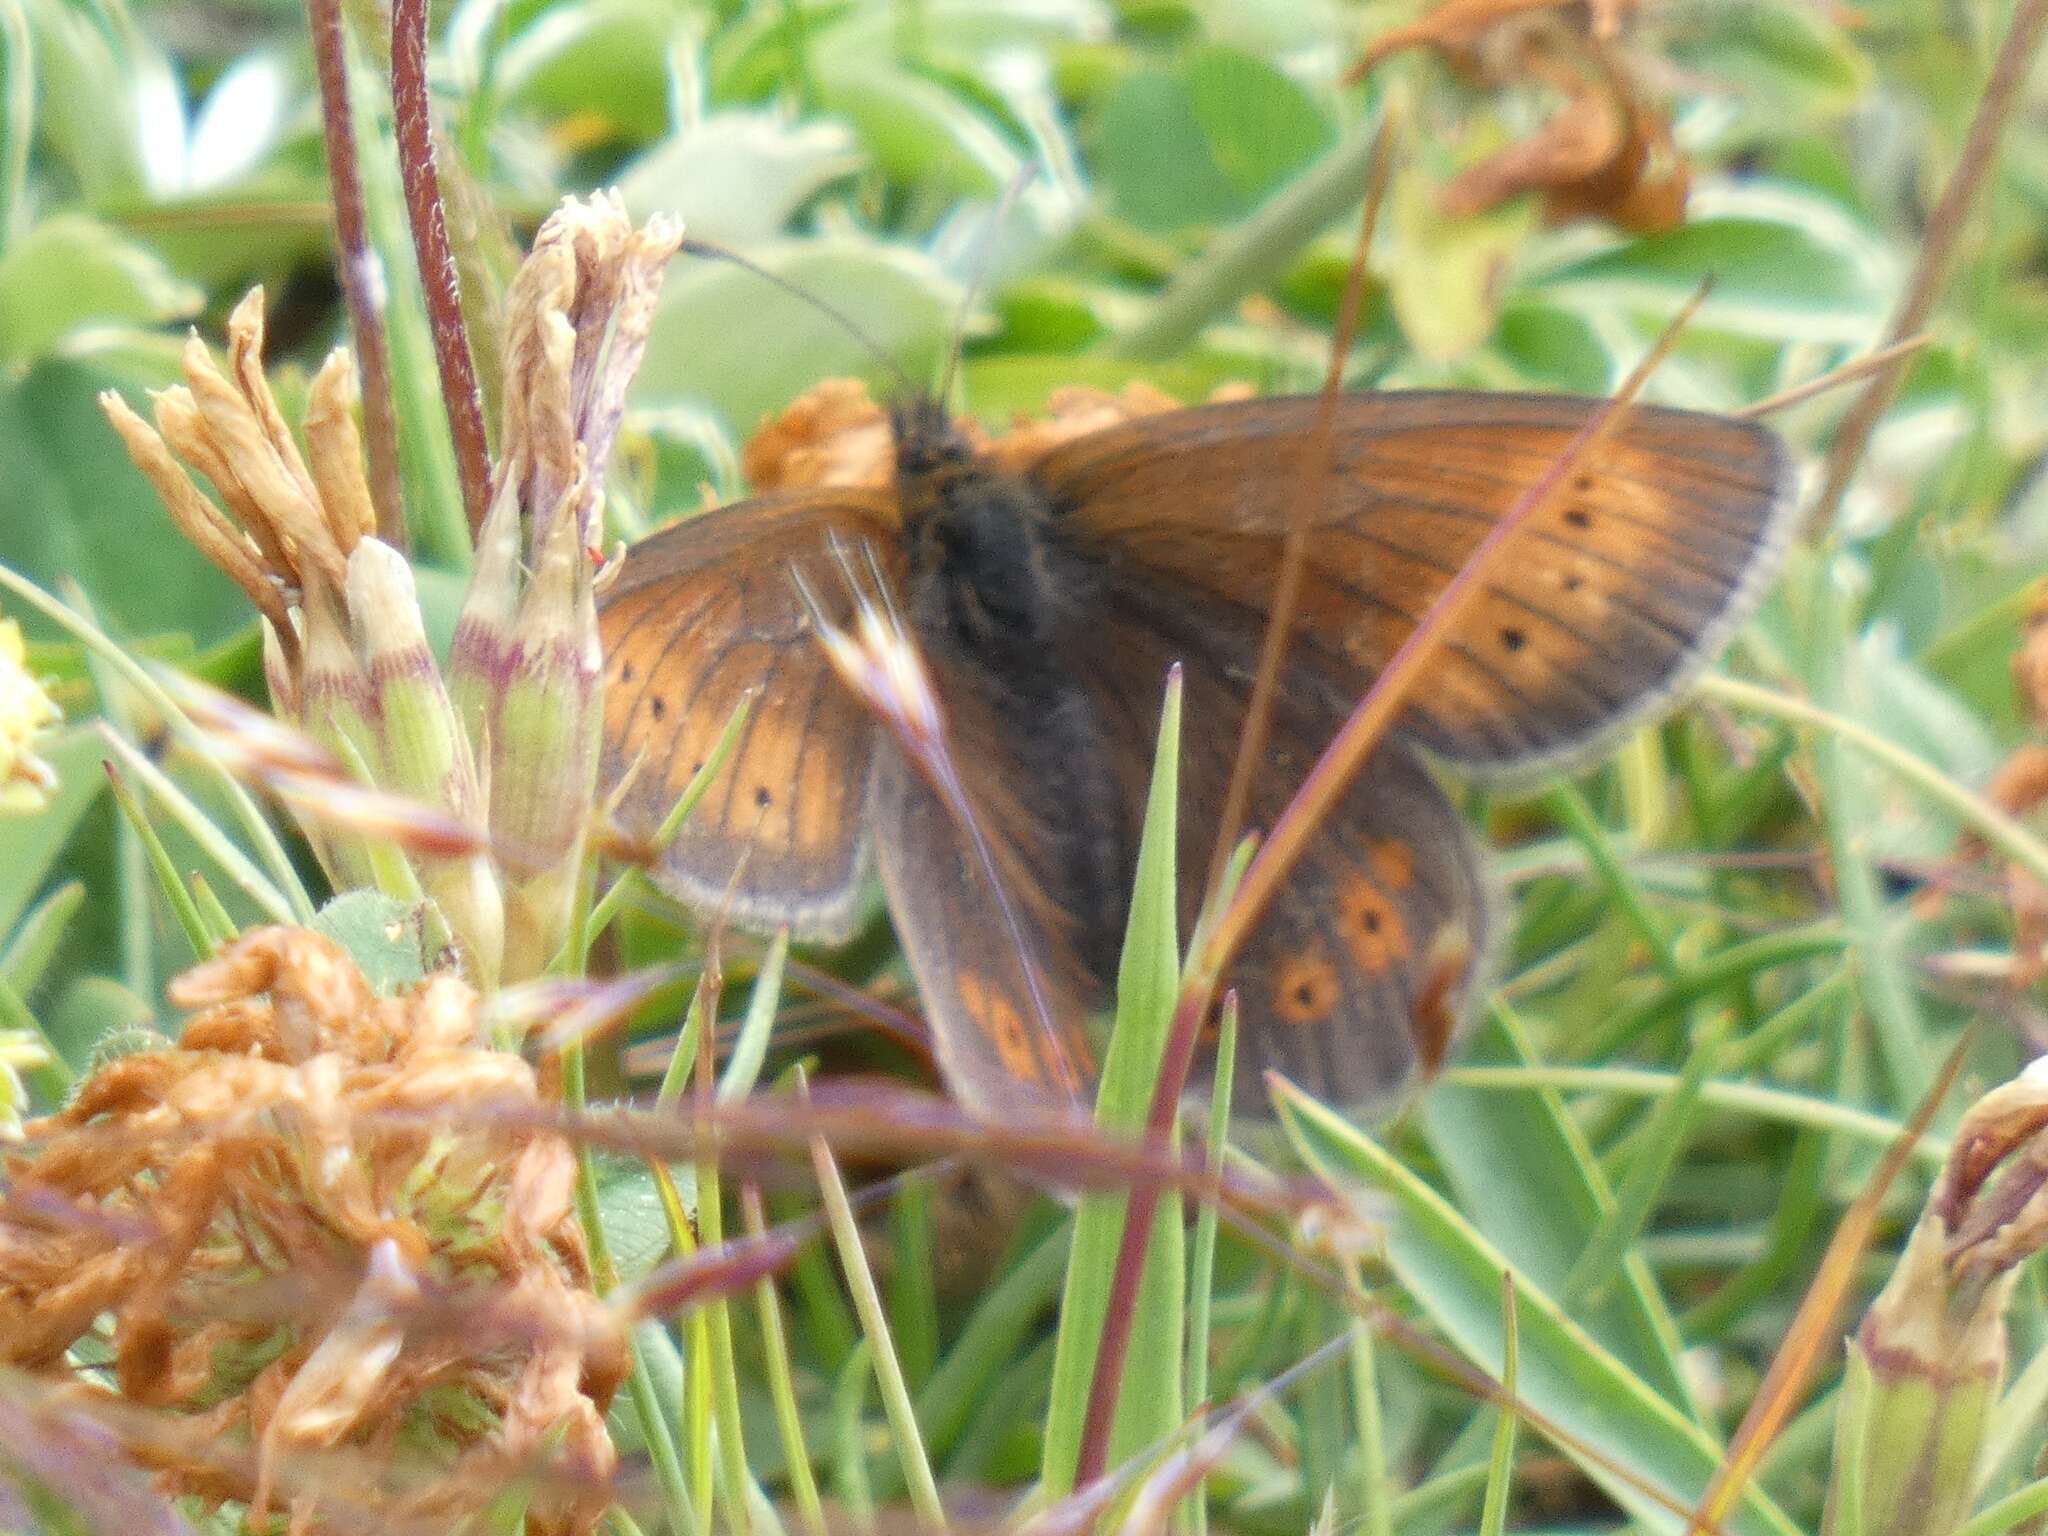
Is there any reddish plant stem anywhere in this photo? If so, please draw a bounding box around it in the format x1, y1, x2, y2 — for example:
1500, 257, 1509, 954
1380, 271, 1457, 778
1076, 129, 1394, 1486
1204, 116, 1398, 904
307, 0, 405, 547
390, 0, 492, 539
1806, 0, 2048, 536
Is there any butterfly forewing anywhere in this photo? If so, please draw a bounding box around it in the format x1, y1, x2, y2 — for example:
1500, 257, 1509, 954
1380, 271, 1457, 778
1032, 391, 1794, 775
597, 491, 900, 941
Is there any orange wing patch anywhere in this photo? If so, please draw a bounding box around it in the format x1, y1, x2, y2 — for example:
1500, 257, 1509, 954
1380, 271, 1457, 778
1336, 872, 1412, 974
956, 969, 1042, 1085
1272, 947, 1342, 1028
1369, 838, 1415, 891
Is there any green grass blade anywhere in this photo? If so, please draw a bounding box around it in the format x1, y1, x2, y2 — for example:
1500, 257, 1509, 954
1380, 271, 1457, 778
1185, 997, 1236, 1536
831, 1339, 878, 1530
914, 1220, 1070, 1466
1421, 1004, 1695, 1414
742, 1188, 828, 1536
1, 881, 86, 998
717, 928, 787, 1103
1564, 1008, 1736, 1309
1277, 1083, 1803, 1536
887, 1171, 939, 1389
100, 754, 210, 960
1042, 669, 1184, 1492
1477, 1276, 1520, 1536
810, 1100, 944, 1525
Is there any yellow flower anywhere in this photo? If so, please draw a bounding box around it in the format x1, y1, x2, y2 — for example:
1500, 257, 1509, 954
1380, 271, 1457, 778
0, 616, 60, 815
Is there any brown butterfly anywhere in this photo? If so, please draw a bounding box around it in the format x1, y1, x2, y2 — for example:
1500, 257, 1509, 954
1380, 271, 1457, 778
598, 388, 1793, 1120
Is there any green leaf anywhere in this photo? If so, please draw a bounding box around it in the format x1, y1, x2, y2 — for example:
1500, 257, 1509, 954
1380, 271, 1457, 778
1181, 44, 1332, 203
1538, 190, 1895, 344
497, 0, 679, 142
617, 113, 860, 246
0, 215, 200, 364
813, 63, 1022, 197
1278, 1085, 1803, 1536
594, 1154, 690, 1288
640, 240, 956, 437
310, 891, 430, 995
0, 361, 249, 644
1042, 668, 1183, 1491
1420, 1007, 1696, 1411
0, 729, 104, 943
1091, 67, 1238, 231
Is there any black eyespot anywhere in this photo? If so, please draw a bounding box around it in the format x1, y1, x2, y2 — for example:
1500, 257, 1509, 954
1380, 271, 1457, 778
1574, 474, 1595, 493
649, 696, 666, 720
1500, 626, 1526, 652
1561, 573, 1584, 593
1294, 982, 1316, 1007
619, 661, 635, 682
1362, 910, 1381, 932
1564, 508, 1593, 529
754, 786, 773, 809
689, 760, 704, 776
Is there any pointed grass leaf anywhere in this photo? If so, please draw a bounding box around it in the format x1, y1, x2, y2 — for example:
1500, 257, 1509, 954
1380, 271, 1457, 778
1042, 669, 1184, 1493
1276, 1084, 1802, 1536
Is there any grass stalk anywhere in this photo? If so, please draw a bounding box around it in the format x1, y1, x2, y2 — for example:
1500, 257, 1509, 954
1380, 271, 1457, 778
1184, 998, 1237, 1536
742, 1186, 829, 1536
808, 1088, 945, 1526
1476, 1277, 1521, 1536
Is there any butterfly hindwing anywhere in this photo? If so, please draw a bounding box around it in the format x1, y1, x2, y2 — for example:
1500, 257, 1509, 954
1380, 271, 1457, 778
1075, 602, 1492, 1116
1032, 390, 1794, 776
597, 490, 900, 941
865, 663, 1100, 1120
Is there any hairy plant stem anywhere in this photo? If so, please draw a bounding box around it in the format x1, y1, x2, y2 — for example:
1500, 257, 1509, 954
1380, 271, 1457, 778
390, 0, 492, 539
308, 0, 405, 545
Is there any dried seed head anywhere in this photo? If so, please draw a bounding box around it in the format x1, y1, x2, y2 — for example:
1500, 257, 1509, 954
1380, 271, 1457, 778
500, 191, 682, 552
0, 927, 616, 1530
1827, 1058, 2048, 1536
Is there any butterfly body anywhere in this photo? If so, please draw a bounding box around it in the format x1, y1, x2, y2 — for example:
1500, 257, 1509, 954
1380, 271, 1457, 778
599, 387, 1795, 1119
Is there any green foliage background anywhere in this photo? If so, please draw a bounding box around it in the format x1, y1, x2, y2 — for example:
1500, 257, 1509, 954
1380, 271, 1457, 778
6, 0, 2048, 1531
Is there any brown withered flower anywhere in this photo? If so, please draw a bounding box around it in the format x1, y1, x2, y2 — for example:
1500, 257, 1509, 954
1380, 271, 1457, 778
0, 927, 623, 1534
1919, 584, 2048, 988
1824, 1057, 2048, 1536
740, 377, 1250, 492
1355, 0, 1687, 235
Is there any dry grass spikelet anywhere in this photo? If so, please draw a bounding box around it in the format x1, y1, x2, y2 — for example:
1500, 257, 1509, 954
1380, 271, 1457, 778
0, 926, 623, 1534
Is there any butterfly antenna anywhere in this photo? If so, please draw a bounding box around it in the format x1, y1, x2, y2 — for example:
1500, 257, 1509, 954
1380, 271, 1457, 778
933, 164, 1037, 412
1204, 111, 1400, 905
678, 236, 918, 401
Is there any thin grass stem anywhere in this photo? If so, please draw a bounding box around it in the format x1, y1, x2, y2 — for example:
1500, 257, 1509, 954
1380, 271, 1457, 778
810, 1106, 945, 1527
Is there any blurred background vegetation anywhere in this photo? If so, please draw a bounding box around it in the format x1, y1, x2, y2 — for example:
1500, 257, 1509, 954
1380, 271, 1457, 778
8, 0, 2048, 1530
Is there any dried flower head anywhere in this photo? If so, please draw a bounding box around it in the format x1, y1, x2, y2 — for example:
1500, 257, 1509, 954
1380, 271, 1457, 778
104, 195, 683, 985
451, 192, 684, 978
1825, 1057, 2048, 1536
738, 376, 1248, 493
0, 615, 61, 816
1356, 0, 1685, 235
0, 927, 621, 1533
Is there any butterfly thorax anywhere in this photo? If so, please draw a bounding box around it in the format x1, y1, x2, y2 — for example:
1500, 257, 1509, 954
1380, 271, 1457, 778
891, 399, 1068, 655
889, 397, 1130, 987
